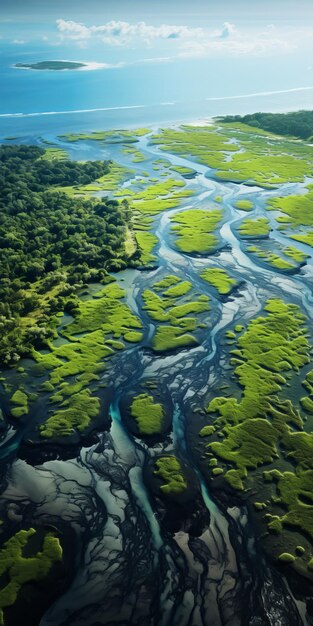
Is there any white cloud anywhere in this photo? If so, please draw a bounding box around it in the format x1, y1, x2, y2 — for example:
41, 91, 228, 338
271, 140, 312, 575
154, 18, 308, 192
56, 19, 91, 42
56, 19, 204, 46
12, 39, 25, 45
54, 18, 299, 60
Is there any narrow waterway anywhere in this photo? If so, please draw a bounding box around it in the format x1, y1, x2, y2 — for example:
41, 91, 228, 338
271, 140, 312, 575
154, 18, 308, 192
0, 130, 312, 626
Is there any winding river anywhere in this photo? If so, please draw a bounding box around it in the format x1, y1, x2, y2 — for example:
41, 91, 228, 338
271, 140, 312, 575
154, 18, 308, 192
1, 129, 313, 626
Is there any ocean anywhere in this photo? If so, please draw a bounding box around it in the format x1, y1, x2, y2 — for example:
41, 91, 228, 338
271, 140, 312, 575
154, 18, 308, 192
1, 46, 313, 138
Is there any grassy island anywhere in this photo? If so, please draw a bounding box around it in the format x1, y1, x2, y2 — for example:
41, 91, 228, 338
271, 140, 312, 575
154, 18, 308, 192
130, 393, 166, 435
170, 208, 223, 254
267, 187, 313, 252
142, 275, 210, 352
237, 217, 270, 238
200, 268, 237, 295
154, 456, 187, 495
234, 199, 254, 211
247, 245, 297, 271
15, 61, 86, 71
0, 528, 62, 625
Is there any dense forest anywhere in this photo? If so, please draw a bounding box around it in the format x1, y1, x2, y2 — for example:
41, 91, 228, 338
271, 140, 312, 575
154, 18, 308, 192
0, 146, 133, 364
220, 110, 313, 140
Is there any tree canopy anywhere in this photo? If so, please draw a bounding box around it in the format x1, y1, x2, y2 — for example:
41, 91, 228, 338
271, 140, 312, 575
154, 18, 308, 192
220, 110, 313, 140
0, 145, 132, 363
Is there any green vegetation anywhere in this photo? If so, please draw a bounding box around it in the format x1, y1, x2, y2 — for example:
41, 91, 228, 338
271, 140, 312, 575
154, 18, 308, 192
170, 165, 196, 177
53, 162, 133, 197
117, 178, 192, 216
237, 217, 270, 238
152, 326, 197, 352
124, 330, 143, 342
200, 268, 237, 295
267, 186, 313, 233
135, 231, 158, 265
151, 125, 238, 169
142, 275, 210, 352
0, 528, 62, 625
247, 245, 296, 271
154, 275, 180, 289
152, 123, 313, 187
39, 147, 68, 161
278, 553, 296, 564
199, 298, 313, 573
283, 246, 308, 263
60, 128, 150, 143
215, 151, 311, 187
291, 232, 313, 247
25, 281, 143, 440
300, 369, 313, 413
10, 389, 28, 418
0, 145, 134, 364
221, 111, 313, 140
202, 299, 311, 476
170, 208, 223, 254
130, 393, 166, 435
115, 177, 194, 266
122, 146, 146, 162
15, 60, 86, 70
234, 200, 254, 211
63, 283, 141, 337
154, 456, 187, 494
39, 391, 100, 439
163, 281, 191, 298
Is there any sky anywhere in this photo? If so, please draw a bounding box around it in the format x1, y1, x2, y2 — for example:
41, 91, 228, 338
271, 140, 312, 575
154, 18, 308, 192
1, 0, 313, 113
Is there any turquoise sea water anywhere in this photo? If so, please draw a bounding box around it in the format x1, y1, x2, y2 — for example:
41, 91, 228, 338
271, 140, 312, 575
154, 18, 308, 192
1, 46, 313, 137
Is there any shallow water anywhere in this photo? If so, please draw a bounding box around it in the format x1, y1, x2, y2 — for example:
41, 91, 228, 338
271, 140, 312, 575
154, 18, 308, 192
0, 130, 312, 626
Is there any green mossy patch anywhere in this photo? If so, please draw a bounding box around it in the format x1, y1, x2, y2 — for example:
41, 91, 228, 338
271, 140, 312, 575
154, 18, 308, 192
142, 275, 210, 353
278, 552, 296, 564
152, 326, 198, 352
154, 456, 187, 495
134, 231, 158, 265
237, 217, 271, 238
170, 165, 197, 177
283, 246, 309, 263
10, 389, 28, 418
29, 281, 142, 440
234, 200, 254, 211
170, 208, 223, 254
199, 297, 313, 571
163, 281, 192, 298
63, 283, 141, 338
60, 128, 150, 143
200, 268, 237, 295
130, 393, 166, 435
117, 178, 193, 217
267, 186, 313, 229
39, 390, 100, 438
0, 528, 62, 626
247, 245, 296, 271
152, 123, 313, 186
39, 147, 68, 161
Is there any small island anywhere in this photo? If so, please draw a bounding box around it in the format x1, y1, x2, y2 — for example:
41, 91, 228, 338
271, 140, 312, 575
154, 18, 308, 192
14, 60, 87, 71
